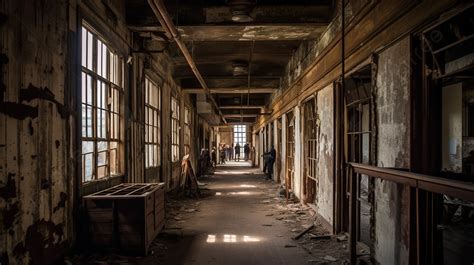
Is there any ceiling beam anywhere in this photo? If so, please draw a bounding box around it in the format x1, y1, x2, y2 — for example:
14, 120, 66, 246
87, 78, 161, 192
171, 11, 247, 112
219, 105, 264, 109
183, 87, 276, 94
219, 105, 265, 109
223, 114, 259, 118
148, 0, 226, 124
175, 75, 280, 80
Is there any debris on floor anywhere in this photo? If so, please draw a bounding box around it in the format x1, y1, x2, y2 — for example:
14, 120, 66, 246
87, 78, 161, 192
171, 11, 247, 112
257, 179, 353, 264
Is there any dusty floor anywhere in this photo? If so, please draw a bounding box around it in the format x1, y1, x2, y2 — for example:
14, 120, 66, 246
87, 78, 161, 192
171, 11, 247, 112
69, 162, 350, 264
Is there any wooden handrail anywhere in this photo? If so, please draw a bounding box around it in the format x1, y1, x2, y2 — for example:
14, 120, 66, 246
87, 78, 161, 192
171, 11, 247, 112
348, 163, 474, 201
346, 163, 474, 265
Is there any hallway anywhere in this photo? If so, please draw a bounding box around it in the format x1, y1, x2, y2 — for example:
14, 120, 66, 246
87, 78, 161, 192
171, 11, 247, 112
161, 163, 312, 265
2, 1, 474, 264
145, 163, 348, 265
70, 163, 348, 264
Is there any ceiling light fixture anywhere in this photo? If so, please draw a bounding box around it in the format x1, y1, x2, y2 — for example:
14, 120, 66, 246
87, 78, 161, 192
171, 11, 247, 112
232, 61, 249, 76
227, 0, 255, 23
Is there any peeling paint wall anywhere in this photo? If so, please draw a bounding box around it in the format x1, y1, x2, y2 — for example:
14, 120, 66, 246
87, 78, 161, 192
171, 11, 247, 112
0, 0, 202, 262
294, 105, 302, 199
374, 36, 411, 265
271, 0, 372, 102
0, 0, 73, 263
280, 115, 287, 184
272, 119, 279, 181
315, 84, 334, 226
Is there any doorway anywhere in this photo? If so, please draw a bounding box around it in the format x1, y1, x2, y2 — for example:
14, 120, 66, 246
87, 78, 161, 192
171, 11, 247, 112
303, 97, 318, 204
343, 65, 374, 247
286, 111, 295, 196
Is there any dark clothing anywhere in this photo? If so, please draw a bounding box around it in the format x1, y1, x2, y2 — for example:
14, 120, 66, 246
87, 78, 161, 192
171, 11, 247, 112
211, 149, 217, 166
235, 144, 241, 161
235, 144, 241, 154
263, 148, 276, 179
220, 149, 226, 163
244, 144, 250, 160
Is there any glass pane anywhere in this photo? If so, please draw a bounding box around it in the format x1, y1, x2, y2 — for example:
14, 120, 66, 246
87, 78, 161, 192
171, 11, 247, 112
87, 75, 93, 105
102, 43, 107, 78
145, 144, 150, 168
362, 133, 370, 164
97, 41, 102, 76
97, 141, 108, 152
83, 153, 94, 182
110, 147, 117, 175
362, 103, 370, 132
82, 141, 94, 154
97, 166, 107, 179
81, 27, 87, 67
81, 73, 86, 103
81, 105, 87, 137
86, 106, 93, 137
87, 32, 93, 70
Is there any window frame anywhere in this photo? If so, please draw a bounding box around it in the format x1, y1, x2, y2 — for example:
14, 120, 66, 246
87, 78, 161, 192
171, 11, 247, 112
80, 21, 124, 183
171, 97, 180, 162
233, 125, 247, 154
184, 106, 191, 155
145, 76, 161, 168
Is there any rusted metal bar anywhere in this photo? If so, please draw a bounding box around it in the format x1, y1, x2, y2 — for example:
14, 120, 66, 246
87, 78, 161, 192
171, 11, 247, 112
147, 0, 227, 124
349, 166, 357, 265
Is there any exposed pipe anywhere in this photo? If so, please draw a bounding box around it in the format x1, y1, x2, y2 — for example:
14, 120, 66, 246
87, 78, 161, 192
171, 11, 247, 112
340, 0, 355, 263
147, 0, 227, 124
247, 41, 254, 107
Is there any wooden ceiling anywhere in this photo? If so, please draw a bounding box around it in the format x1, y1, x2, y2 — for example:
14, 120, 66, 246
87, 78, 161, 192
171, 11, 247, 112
126, 0, 335, 124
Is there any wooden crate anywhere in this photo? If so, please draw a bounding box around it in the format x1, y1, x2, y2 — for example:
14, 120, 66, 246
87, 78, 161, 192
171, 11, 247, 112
83, 183, 165, 255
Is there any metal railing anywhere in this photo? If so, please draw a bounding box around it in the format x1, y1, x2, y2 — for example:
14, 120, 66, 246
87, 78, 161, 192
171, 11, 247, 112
347, 163, 474, 264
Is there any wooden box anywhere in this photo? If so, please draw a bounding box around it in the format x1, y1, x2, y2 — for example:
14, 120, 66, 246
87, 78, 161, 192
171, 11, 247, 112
83, 183, 165, 255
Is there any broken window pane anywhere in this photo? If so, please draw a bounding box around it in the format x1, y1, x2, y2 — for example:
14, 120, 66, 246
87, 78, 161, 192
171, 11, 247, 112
80, 22, 123, 182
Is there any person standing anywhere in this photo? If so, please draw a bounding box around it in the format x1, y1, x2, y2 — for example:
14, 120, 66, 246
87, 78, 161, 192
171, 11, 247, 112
220, 145, 226, 164
211, 147, 217, 167
263, 145, 276, 180
235, 143, 241, 161
244, 143, 250, 161
225, 144, 230, 161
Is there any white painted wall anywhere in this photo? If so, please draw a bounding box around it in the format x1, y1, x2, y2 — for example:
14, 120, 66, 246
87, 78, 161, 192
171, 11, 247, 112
281, 114, 287, 186
259, 129, 264, 171
273, 119, 279, 181
316, 84, 334, 226
294, 105, 302, 199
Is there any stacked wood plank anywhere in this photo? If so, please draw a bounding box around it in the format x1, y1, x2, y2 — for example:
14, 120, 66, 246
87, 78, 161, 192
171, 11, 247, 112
83, 183, 165, 255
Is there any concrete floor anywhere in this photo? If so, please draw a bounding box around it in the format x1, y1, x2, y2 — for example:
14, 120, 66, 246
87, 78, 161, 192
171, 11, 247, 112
70, 162, 348, 264
157, 162, 313, 265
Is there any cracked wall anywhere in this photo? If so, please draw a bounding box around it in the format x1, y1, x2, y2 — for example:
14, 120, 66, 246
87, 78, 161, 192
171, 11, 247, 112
374, 36, 411, 265
315, 84, 334, 227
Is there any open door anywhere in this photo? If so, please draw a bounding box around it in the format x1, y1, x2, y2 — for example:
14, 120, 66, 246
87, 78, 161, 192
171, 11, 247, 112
286, 111, 295, 197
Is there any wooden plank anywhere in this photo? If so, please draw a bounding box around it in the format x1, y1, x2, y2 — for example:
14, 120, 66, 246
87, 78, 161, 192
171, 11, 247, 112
254, 0, 458, 131
88, 211, 114, 223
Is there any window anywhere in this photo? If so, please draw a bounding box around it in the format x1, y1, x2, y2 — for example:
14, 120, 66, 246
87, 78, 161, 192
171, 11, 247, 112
171, 97, 180, 162
81, 23, 124, 182
184, 107, 191, 155
233, 125, 247, 153
145, 77, 161, 168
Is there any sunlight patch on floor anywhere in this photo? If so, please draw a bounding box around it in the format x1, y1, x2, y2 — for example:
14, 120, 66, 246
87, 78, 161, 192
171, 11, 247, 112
206, 234, 262, 244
